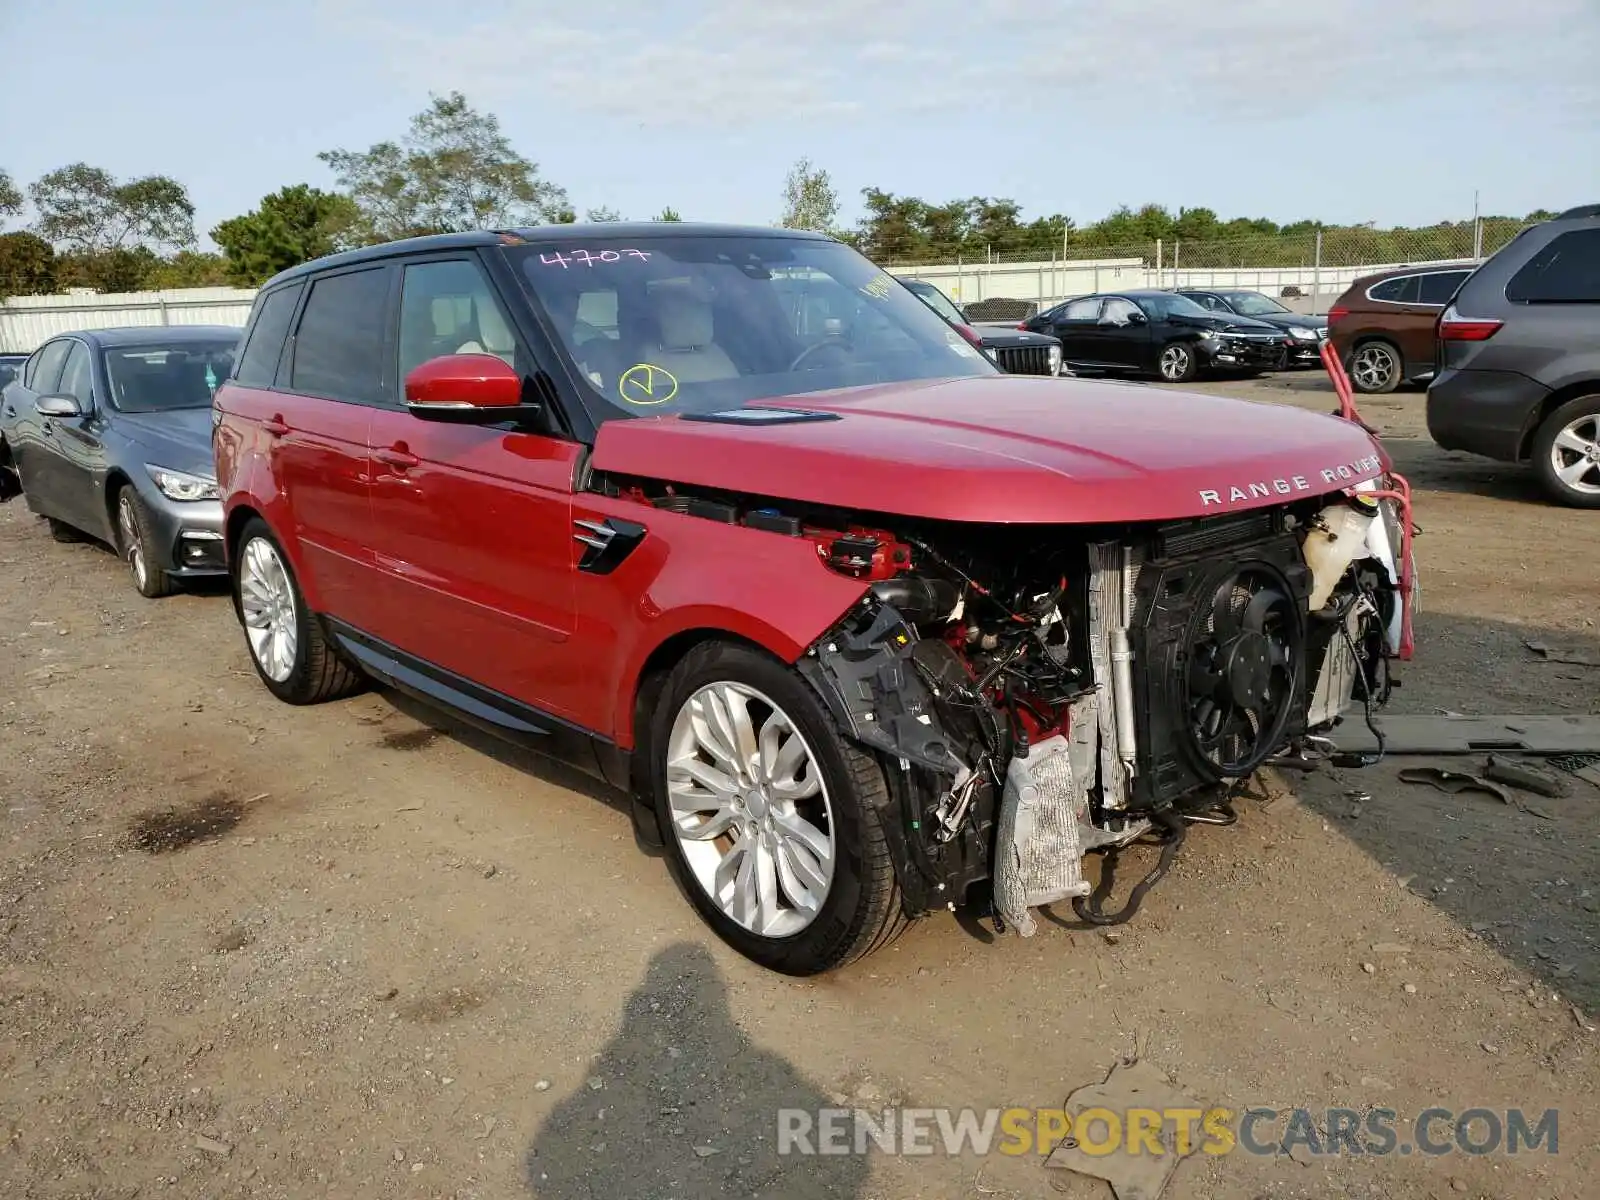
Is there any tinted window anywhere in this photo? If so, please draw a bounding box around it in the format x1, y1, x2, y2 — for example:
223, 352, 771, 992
106, 339, 238, 412
1060, 297, 1102, 320
291, 268, 391, 405
1369, 275, 1420, 303
1418, 270, 1471, 305
1506, 229, 1600, 303
31, 340, 72, 394
398, 259, 519, 381
1102, 298, 1143, 325
1133, 293, 1213, 320
58, 343, 94, 407
235, 282, 304, 387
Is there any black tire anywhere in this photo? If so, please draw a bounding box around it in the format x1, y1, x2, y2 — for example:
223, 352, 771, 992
649, 640, 910, 975
1349, 339, 1402, 394
1531, 393, 1600, 509
1156, 341, 1199, 383
114, 486, 175, 598
232, 517, 365, 704
46, 517, 86, 544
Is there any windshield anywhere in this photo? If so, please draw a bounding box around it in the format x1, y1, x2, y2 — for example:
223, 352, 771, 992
509, 235, 996, 419
1221, 291, 1291, 316
1133, 293, 1214, 321
106, 339, 238, 412
902, 279, 968, 326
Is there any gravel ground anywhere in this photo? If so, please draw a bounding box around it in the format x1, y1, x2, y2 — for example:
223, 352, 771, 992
2, 372, 1596, 1199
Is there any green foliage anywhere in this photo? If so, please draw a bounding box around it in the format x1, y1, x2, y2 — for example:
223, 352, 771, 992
780, 158, 840, 233
0, 170, 22, 221
585, 206, 623, 222
0, 231, 56, 300
55, 247, 160, 293
655, 207, 682, 222
142, 251, 232, 290
28, 163, 195, 253
855, 192, 1542, 267
319, 92, 570, 243
211, 185, 359, 285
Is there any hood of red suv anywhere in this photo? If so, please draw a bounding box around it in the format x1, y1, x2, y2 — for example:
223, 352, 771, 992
589, 375, 1385, 524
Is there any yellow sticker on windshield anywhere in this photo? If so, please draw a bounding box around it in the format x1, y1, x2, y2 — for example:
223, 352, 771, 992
618, 363, 679, 406
859, 272, 894, 300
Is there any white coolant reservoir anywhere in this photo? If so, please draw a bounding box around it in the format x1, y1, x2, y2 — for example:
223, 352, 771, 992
1304, 499, 1379, 611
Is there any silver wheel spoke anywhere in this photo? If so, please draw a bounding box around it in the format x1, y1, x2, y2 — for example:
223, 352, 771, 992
1557, 457, 1597, 485
667, 680, 836, 939
239, 537, 298, 683
1553, 427, 1593, 455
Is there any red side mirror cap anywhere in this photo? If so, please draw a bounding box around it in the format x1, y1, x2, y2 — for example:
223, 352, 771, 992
404, 354, 522, 410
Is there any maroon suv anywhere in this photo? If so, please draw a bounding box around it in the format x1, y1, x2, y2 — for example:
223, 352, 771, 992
1327, 263, 1476, 394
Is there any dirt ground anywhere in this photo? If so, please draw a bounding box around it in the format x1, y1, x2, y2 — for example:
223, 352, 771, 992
2, 374, 1597, 1200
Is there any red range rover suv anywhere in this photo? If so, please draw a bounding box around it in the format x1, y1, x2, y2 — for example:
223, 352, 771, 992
215, 225, 1414, 975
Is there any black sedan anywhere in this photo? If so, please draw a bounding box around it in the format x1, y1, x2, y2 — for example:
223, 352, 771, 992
0, 325, 240, 597
902, 278, 1064, 376
1023, 290, 1287, 382
1175, 288, 1329, 366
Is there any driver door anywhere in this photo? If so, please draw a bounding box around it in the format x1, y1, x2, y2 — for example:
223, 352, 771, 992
362, 253, 584, 718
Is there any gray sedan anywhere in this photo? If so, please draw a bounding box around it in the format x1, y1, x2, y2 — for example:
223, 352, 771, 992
0, 325, 240, 597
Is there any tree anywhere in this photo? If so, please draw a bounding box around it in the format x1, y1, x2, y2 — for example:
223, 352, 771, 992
142, 251, 231, 289
0, 231, 56, 299
584, 206, 623, 222
654, 207, 682, 222
55, 247, 159, 293
0, 170, 22, 221
319, 92, 570, 243
211, 184, 359, 285
780, 157, 839, 233
28, 164, 195, 253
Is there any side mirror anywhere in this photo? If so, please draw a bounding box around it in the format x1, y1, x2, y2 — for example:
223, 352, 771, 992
35, 393, 82, 418
1125, 310, 1149, 326
404, 354, 536, 425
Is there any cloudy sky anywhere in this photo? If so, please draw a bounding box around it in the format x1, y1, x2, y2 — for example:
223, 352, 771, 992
4, 0, 1597, 243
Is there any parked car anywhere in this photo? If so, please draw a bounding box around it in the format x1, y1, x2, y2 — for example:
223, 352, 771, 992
0, 326, 240, 595
1426, 204, 1600, 507
214, 224, 1410, 975
1023, 289, 1287, 381
1326, 263, 1476, 394
1174, 288, 1328, 366
900, 278, 1063, 375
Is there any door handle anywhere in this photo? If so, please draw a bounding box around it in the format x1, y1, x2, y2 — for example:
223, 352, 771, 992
261, 415, 289, 437
375, 446, 420, 470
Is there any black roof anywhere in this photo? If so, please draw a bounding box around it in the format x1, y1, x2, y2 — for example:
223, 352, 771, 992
67, 324, 243, 348
1555, 204, 1600, 220
260, 222, 833, 291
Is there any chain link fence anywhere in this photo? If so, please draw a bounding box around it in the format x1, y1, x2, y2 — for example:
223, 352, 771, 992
883, 218, 1532, 315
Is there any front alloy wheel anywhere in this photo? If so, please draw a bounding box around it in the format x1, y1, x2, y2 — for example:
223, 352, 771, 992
1158, 343, 1197, 383
651, 641, 908, 975
117, 487, 174, 598
666, 682, 837, 937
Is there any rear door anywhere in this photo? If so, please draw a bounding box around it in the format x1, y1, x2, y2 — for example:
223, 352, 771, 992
1091, 297, 1157, 369
1048, 296, 1106, 365
29, 340, 109, 533
1409, 269, 1474, 374
363, 253, 582, 716
9, 338, 73, 514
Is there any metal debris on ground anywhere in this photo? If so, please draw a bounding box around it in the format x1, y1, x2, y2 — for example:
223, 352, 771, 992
1332, 715, 1600, 757
1483, 756, 1567, 798
1523, 639, 1598, 667
1044, 1060, 1203, 1200
1547, 753, 1600, 789
1397, 767, 1557, 820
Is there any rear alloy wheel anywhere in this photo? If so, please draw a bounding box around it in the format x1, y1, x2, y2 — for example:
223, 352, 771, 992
1532, 395, 1600, 509
1350, 341, 1401, 394
651, 641, 908, 975
1158, 342, 1198, 383
117, 487, 174, 598
233, 517, 365, 703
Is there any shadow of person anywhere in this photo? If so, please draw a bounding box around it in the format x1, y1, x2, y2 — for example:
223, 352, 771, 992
524, 941, 869, 1199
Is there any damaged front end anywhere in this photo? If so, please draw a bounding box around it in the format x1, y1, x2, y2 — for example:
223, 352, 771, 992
796, 491, 1413, 936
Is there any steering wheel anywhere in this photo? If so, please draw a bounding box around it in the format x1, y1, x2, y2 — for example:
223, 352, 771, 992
788, 338, 854, 372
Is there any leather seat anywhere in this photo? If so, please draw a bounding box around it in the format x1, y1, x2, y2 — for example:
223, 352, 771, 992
641, 282, 738, 383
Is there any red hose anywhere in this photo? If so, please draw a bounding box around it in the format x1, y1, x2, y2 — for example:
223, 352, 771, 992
1320, 338, 1415, 660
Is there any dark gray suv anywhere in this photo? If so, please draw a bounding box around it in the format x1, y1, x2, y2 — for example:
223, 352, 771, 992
1426, 204, 1600, 507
